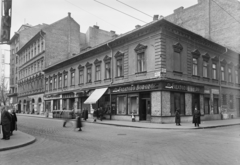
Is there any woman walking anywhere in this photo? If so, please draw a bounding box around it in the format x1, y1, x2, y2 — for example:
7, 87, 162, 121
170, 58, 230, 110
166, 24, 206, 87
75, 111, 82, 131
175, 109, 181, 126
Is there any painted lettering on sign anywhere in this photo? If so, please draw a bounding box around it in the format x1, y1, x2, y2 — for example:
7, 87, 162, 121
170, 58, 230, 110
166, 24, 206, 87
112, 83, 158, 93
164, 82, 201, 92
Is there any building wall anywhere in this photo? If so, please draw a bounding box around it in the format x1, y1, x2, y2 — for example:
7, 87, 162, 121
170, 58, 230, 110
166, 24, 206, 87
165, 0, 240, 53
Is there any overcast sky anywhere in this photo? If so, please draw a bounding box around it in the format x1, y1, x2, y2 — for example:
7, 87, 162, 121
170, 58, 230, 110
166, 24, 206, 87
10, 0, 198, 36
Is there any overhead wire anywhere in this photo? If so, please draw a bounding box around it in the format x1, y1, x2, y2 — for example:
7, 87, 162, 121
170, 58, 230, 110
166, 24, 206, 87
116, 0, 152, 18
211, 0, 240, 25
64, 0, 121, 30
94, 0, 147, 23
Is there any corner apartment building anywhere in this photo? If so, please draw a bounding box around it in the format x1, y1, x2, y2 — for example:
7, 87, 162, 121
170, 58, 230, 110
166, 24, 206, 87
8, 23, 47, 106
165, 0, 240, 53
43, 17, 240, 123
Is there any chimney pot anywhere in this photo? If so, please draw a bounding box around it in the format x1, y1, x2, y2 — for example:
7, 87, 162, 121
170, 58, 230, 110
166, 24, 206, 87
135, 25, 141, 29
153, 15, 159, 21
68, 12, 71, 17
110, 30, 115, 34
93, 25, 99, 29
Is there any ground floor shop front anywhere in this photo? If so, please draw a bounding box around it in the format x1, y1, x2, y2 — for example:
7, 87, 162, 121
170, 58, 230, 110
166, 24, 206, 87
43, 81, 240, 123
18, 94, 44, 114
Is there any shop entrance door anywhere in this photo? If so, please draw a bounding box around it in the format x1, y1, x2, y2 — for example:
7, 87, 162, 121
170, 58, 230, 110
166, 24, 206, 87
140, 98, 151, 121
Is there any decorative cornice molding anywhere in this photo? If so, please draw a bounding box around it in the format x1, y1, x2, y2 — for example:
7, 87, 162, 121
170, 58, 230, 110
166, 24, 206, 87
78, 64, 84, 70
202, 53, 210, 61
172, 42, 183, 53
94, 59, 102, 65
220, 59, 227, 65
114, 51, 124, 58
103, 55, 111, 62
228, 62, 233, 67
212, 56, 219, 62
70, 67, 76, 72
85, 62, 92, 67
134, 43, 148, 54
191, 49, 201, 59
63, 70, 68, 74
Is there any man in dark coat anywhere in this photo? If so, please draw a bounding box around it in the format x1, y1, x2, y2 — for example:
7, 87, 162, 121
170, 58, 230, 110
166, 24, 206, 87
175, 109, 181, 126
1, 107, 12, 140
193, 107, 201, 127
75, 111, 82, 131
10, 109, 17, 135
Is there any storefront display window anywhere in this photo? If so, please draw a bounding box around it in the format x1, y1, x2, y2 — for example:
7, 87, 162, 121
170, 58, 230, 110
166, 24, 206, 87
128, 96, 138, 115
170, 92, 185, 115
117, 95, 127, 114
204, 97, 210, 114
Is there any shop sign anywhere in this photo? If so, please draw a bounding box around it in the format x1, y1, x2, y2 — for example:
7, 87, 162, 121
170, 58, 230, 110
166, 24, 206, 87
211, 89, 219, 94
204, 89, 210, 94
163, 82, 203, 93
62, 93, 74, 98
112, 83, 159, 93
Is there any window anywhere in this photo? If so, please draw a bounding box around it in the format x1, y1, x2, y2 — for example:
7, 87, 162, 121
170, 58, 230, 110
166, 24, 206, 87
221, 66, 225, 81
49, 78, 52, 91
54, 77, 57, 89
105, 62, 111, 79
79, 70, 84, 84
204, 97, 210, 114
235, 70, 239, 84
203, 61, 208, 77
87, 68, 92, 83
192, 58, 198, 76
170, 92, 185, 116
212, 63, 217, 79
117, 95, 127, 115
45, 79, 48, 91
222, 94, 227, 105
172, 43, 183, 72
64, 73, 68, 87
229, 95, 234, 109
58, 75, 62, 88
71, 72, 75, 86
228, 68, 232, 82
116, 59, 123, 77
95, 65, 101, 81
137, 53, 145, 72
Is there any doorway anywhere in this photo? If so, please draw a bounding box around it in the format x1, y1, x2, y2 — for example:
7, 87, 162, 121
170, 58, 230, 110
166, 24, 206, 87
139, 93, 151, 121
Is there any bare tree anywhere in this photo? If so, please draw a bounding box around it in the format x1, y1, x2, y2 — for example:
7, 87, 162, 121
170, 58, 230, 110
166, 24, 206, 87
0, 78, 8, 106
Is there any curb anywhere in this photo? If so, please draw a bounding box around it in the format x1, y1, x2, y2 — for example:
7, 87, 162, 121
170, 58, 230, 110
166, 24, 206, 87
0, 136, 36, 152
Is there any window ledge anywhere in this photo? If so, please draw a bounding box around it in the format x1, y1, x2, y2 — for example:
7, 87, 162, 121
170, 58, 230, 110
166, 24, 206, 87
192, 75, 200, 80
135, 71, 147, 76
78, 83, 84, 86
115, 76, 124, 79
173, 71, 183, 76
94, 80, 102, 84
203, 77, 210, 81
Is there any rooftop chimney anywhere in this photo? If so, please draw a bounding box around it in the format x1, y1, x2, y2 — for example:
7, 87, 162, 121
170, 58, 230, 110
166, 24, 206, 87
153, 15, 159, 21
93, 25, 99, 29
68, 12, 71, 17
110, 30, 116, 34
174, 7, 184, 14
135, 25, 141, 29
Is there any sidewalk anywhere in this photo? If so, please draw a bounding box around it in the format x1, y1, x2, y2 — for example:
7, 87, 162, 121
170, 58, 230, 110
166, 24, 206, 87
0, 131, 36, 151
17, 113, 240, 129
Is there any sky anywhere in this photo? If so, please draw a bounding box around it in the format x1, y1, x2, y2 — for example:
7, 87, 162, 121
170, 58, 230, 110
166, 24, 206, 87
9, 0, 198, 36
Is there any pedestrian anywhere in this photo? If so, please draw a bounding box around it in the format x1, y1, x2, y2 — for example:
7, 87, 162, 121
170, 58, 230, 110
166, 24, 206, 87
93, 109, 97, 122
83, 108, 88, 121
175, 109, 181, 126
99, 107, 103, 121
131, 112, 135, 122
193, 107, 201, 127
62, 109, 73, 127
1, 107, 12, 140
10, 109, 18, 135
75, 111, 82, 131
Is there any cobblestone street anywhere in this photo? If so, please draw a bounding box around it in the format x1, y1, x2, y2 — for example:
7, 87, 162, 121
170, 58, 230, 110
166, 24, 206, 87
1, 116, 240, 165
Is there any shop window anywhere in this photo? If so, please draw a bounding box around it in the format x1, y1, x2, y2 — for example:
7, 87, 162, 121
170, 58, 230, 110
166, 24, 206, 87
221, 66, 225, 81
213, 97, 219, 114
203, 61, 208, 78
117, 95, 127, 115
222, 94, 227, 105
204, 97, 210, 114
170, 92, 185, 115
128, 96, 139, 115
229, 95, 234, 109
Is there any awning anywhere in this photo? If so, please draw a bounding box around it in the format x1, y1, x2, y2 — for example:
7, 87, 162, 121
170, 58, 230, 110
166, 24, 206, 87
84, 88, 108, 104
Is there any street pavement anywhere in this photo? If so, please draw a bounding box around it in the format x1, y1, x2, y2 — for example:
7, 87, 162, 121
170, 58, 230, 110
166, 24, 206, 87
0, 115, 239, 165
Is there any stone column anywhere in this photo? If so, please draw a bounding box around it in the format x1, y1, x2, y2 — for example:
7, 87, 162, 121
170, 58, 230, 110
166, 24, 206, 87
162, 91, 171, 116
151, 91, 161, 116
50, 100, 53, 112
185, 93, 192, 115
74, 97, 78, 112
66, 99, 69, 110
200, 94, 204, 115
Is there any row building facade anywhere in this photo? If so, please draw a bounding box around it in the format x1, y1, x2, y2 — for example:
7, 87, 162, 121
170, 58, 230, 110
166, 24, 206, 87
43, 18, 240, 123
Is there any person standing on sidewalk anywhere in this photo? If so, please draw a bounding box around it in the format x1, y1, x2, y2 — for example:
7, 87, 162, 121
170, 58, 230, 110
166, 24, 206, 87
75, 111, 82, 131
1, 107, 12, 140
175, 109, 181, 126
93, 109, 97, 122
62, 109, 73, 127
10, 109, 18, 135
193, 107, 201, 127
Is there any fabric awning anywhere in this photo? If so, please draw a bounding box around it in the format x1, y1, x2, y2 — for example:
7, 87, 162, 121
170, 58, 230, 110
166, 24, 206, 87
84, 88, 108, 104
